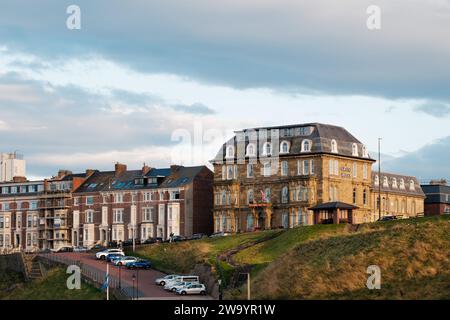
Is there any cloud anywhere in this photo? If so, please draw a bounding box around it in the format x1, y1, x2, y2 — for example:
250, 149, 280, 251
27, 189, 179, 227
414, 102, 450, 118
382, 136, 450, 182
1, 1, 450, 101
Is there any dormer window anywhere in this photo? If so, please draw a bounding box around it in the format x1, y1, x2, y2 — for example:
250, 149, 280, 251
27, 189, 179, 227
409, 180, 415, 191
246, 143, 256, 157
331, 139, 338, 153
392, 178, 398, 189
226, 145, 235, 159
362, 145, 369, 158
301, 139, 312, 152
280, 141, 290, 154
383, 176, 389, 188
262, 142, 272, 156
352, 143, 359, 157
374, 175, 379, 186
400, 179, 405, 189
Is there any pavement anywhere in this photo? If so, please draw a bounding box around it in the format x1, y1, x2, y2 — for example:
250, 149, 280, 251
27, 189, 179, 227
53, 252, 213, 300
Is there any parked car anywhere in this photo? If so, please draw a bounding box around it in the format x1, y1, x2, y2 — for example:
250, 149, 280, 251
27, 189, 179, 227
89, 244, 106, 252
164, 281, 198, 292
378, 216, 397, 221
155, 275, 181, 286
126, 259, 152, 269
51, 246, 73, 253
176, 283, 207, 295
209, 232, 231, 238
142, 238, 157, 244
171, 235, 187, 242
114, 256, 138, 266
96, 248, 124, 260
191, 233, 207, 240
106, 253, 125, 262
165, 275, 200, 287
73, 246, 88, 252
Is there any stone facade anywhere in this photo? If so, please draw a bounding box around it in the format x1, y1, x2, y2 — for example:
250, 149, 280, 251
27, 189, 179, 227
211, 123, 425, 232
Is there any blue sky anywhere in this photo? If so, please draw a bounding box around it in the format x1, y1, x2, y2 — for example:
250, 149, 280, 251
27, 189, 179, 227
0, 0, 449, 181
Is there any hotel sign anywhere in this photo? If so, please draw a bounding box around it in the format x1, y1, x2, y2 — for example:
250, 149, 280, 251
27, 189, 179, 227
340, 166, 351, 179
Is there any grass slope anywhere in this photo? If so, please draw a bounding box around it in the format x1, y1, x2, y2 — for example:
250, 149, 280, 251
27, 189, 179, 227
0, 268, 104, 300
133, 230, 279, 274
228, 215, 450, 300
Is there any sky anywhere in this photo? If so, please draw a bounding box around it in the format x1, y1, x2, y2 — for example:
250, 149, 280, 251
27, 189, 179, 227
0, 0, 449, 182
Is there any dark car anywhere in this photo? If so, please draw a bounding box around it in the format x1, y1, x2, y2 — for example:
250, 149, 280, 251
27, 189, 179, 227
126, 259, 152, 269
172, 235, 187, 242
90, 244, 106, 252
106, 253, 125, 262
378, 216, 397, 221
191, 233, 207, 240
143, 238, 157, 244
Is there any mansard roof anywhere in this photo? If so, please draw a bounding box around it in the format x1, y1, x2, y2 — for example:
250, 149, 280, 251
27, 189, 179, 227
73, 165, 209, 193
212, 122, 374, 163
372, 172, 425, 197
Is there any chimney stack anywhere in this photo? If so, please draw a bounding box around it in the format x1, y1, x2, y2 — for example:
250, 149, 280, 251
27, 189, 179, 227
12, 176, 27, 183
142, 163, 151, 175
170, 165, 182, 173
115, 163, 127, 176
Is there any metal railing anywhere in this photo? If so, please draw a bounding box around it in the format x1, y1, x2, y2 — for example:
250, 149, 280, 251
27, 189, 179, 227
38, 253, 144, 300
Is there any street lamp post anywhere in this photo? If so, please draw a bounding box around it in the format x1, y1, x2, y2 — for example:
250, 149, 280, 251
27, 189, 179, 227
378, 138, 382, 221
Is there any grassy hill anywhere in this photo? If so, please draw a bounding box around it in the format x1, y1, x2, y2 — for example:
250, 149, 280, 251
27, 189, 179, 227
0, 268, 104, 300
228, 215, 450, 300
133, 215, 449, 300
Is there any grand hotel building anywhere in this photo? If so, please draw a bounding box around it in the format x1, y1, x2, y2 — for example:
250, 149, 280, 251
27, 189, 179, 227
211, 123, 425, 232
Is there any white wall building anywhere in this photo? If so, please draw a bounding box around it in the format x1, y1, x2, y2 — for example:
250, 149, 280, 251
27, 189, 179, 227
0, 153, 26, 182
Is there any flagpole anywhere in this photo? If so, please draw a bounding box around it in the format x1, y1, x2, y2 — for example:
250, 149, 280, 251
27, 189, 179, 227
106, 263, 110, 301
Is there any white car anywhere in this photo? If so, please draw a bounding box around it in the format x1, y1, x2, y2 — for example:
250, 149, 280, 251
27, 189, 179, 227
155, 275, 180, 286
164, 281, 198, 292
95, 248, 124, 260
176, 283, 207, 295
73, 246, 88, 252
114, 256, 138, 266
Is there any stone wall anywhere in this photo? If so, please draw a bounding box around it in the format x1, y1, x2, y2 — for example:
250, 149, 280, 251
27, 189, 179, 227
0, 253, 26, 276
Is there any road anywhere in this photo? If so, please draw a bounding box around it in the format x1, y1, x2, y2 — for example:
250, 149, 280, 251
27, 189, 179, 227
52, 252, 213, 300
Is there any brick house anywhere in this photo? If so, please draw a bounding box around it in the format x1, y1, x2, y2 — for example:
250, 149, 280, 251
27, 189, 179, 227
72, 163, 213, 247
421, 180, 450, 215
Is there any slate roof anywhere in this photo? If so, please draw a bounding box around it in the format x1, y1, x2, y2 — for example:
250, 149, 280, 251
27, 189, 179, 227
372, 172, 425, 197
74, 166, 208, 193
212, 123, 374, 162
309, 201, 359, 211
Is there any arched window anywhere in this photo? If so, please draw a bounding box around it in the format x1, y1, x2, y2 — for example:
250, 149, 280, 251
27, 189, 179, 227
374, 175, 379, 186
221, 191, 226, 205
226, 145, 234, 158
301, 139, 312, 152
392, 178, 398, 189
262, 142, 272, 156
399, 179, 405, 189
383, 176, 389, 187
362, 145, 368, 158
352, 143, 359, 156
281, 186, 289, 203
331, 139, 338, 153
409, 180, 415, 191
246, 143, 256, 157
280, 141, 290, 154
247, 189, 254, 204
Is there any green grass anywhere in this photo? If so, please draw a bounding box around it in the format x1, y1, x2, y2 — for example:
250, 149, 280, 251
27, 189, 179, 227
227, 215, 450, 300
132, 230, 279, 274
0, 268, 105, 300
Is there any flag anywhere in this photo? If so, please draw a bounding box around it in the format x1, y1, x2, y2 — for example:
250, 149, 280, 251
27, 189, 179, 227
260, 190, 266, 203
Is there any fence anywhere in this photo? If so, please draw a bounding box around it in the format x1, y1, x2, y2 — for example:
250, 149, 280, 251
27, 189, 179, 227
38, 253, 145, 300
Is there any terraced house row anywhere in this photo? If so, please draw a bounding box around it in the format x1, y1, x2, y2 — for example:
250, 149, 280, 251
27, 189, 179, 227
211, 123, 426, 233
0, 122, 437, 251
0, 164, 213, 251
